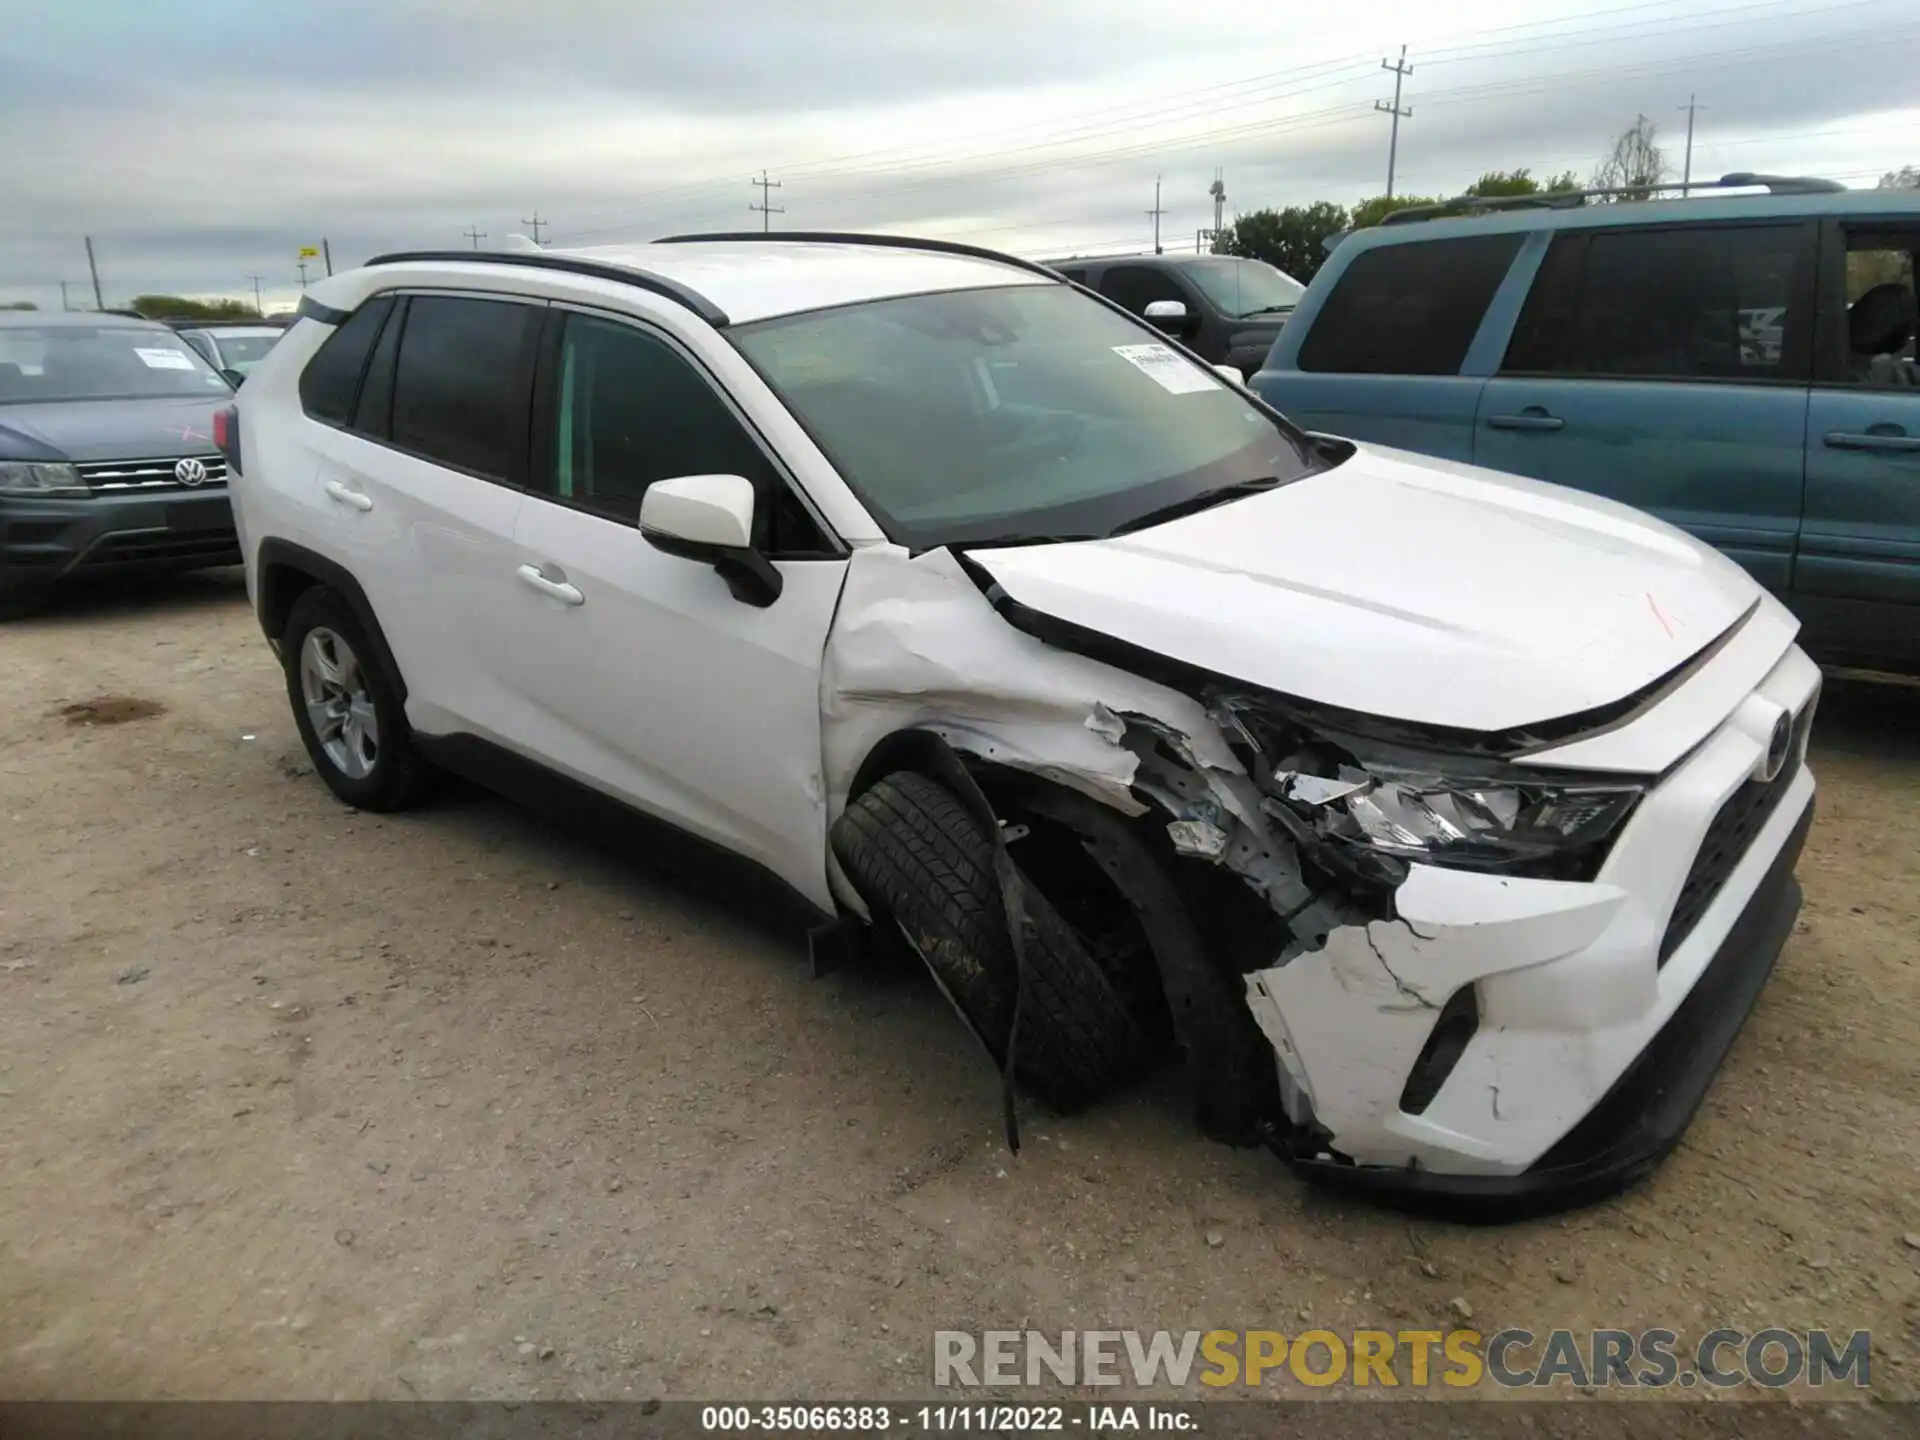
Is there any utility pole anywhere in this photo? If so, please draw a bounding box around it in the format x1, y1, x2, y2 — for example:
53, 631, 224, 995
60, 281, 71, 312
1375, 46, 1414, 199
521, 212, 548, 245
750, 171, 784, 231
464, 223, 488, 249
1147, 175, 1166, 255
1679, 95, 1703, 196
85, 236, 104, 310
248, 275, 265, 314
322, 238, 333, 276
297, 261, 309, 290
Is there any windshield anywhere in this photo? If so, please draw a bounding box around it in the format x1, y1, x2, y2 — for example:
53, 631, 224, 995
1179, 258, 1306, 318
730, 283, 1315, 548
0, 326, 232, 403
210, 333, 279, 373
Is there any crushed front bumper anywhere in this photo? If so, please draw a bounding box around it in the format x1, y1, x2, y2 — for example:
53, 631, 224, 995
1243, 643, 1821, 1221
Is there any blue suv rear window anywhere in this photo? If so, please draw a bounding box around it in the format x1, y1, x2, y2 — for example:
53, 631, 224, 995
1298, 233, 1522, 376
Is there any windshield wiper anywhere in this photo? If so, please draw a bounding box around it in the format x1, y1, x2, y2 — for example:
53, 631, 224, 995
1236, 304, 1296, 319
1108, 475, 1285, 536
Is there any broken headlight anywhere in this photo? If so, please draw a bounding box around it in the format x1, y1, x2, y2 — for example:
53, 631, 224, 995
1213, 695, 1644, 882
1272, 765, 1642, 877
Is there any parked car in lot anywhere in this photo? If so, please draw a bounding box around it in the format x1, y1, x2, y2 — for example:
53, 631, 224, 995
172, 322, 286, 384
1043, 252, 1305, 377
225, 231, 1818, 1219
0, 311, 240, 617
1250, 173, 1920, 675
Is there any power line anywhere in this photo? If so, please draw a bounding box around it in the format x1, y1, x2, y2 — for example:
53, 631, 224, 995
464, 223, 488, 249
750, 170, 785, 231
1375, 46, 1414, 199
520, 211, 548, 245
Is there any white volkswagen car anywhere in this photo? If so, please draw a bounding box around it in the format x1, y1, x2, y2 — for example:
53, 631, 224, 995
219, 233, 1819, 1220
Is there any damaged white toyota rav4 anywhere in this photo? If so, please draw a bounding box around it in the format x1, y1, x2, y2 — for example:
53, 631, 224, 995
222, 232, 1819, 1221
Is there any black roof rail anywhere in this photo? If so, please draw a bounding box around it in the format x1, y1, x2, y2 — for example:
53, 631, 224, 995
362, 249, 731, 327
653, 230, 1065, 285
1377, 171, 1847, 227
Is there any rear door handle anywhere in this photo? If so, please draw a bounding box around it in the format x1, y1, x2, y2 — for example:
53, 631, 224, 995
1485, 411, 1565, 432
517, 563, 584, 606
324, 480, 373, 511
1824, 429, 1920, 453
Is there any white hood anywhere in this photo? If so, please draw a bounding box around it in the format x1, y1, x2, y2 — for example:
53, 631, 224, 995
967, 444, 1763, 735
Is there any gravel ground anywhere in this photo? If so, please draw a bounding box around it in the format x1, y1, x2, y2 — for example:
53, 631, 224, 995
1, 571, 1916, 1409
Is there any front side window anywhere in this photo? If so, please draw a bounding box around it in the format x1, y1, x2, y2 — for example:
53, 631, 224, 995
1832, 226, 1918, 388
730, 282, 1316, 548
1504, 224, 1807, 381
541, 314, 781, 525
0, 325, 232, 404
389, 295, 537, 480
1099, 266, 1189, 316
1298, 233, 1523, 376
1179, 257, 1306, 318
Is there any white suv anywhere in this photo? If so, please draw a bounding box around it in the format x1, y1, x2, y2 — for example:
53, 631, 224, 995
221, 232, 1819, 1220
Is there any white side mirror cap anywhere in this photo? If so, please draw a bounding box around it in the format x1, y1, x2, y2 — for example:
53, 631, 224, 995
1144, 299, 1188, 320
639, 473, 756, 551
1213, 363, 1247, 387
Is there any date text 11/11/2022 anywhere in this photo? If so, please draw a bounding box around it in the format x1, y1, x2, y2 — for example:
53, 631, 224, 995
700, 1404, 1198, 1432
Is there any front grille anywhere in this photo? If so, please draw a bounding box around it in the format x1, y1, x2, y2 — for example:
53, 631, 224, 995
1658, 705, 1813, 966
77, 455, 228, 493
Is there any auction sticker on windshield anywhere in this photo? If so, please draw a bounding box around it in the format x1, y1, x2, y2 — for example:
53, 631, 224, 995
1111, 343, 1215, 395
134, 347, 197, 370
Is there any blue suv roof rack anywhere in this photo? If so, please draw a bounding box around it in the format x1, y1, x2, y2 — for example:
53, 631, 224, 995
1376, 172, 1846, 227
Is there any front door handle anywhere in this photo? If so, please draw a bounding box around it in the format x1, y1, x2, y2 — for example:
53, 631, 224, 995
517, 564, 584, 606
324, 479, 373, 511
1485, 409, 1565, 432
1824, 429, 1920, 453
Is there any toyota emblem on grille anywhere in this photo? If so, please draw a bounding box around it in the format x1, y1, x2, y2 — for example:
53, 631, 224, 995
174, 457, 209, 487
1762, 711, 1794, 781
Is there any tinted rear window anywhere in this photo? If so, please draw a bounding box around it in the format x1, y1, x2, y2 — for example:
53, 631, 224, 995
298, 297, 393, 425
1503, 223, 1806, 381
389, 296, 537, 480
1297, 233, 1522, 375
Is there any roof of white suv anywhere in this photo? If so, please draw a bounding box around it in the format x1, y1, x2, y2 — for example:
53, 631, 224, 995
354, 236, 1054, 328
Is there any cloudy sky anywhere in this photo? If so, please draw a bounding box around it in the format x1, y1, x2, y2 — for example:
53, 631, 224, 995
2, 0, 1914, 312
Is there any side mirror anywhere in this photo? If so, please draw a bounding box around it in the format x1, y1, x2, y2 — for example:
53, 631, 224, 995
220, 367, 246, 389
1143, 299, 1195, 336
1212, 363, 1248, 387
639, 473, 783, 607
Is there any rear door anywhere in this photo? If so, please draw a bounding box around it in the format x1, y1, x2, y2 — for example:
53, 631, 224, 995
1798, 217, 1920, 668
1256, 232, 1525, 463
312, 291, 544, 741
1474, 220, 1816, 590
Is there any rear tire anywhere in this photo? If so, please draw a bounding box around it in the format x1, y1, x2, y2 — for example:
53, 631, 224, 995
282, 586, 434, 812
832, 771, 1142, 1113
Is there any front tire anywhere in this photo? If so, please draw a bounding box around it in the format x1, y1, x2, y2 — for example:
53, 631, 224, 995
832, 771, 1143, 1113
282, 586, 433, 811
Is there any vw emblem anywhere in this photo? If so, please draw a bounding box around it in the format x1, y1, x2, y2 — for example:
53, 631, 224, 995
1761, 712, 1793, 781
174, 457, 209, 487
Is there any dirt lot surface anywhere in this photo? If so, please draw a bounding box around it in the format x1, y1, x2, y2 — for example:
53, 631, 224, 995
2, 571, 1917, 1411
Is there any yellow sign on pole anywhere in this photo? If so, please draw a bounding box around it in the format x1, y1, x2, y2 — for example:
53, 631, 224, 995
297, 246, 321, 260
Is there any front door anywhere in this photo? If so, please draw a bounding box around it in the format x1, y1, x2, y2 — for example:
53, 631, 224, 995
1798, 218, 1920, 669
502, 307, 849, 906
1473, 220, 1816, 592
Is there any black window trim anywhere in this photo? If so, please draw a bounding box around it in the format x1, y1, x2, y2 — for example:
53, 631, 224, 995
1809, 215, 1920, 391
325, 289, 546, 493
525, 300, 847, 559
1496, 216, 1821, 389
